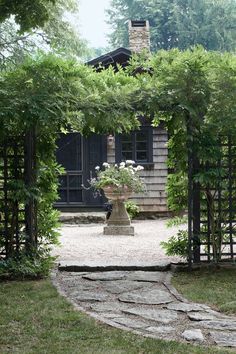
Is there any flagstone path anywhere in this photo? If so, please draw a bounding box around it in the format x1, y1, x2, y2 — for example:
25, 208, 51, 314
52, 270, 236, 349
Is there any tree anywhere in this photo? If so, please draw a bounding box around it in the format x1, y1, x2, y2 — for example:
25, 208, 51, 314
0, 0, 89, 69
0, 0, 58, 32
42, 0, 90, 59
107, 0, 236, 52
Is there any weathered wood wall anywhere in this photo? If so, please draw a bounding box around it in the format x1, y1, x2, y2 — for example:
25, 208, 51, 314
107, 127, 169, 214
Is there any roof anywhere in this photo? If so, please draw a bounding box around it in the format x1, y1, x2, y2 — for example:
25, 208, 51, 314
87, 47, 131, 70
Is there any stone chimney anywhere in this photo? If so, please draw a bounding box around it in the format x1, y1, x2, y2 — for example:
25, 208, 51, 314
128, 20, 150, 53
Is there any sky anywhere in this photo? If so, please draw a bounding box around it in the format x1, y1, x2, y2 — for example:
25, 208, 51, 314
78, 0, 112, 48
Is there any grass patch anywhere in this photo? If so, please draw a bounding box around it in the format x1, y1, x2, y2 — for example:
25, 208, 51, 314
172, 267, 236, 315
0, 279, 232, 354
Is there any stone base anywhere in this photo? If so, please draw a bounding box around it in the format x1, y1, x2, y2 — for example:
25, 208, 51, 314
104, 225, 134, 236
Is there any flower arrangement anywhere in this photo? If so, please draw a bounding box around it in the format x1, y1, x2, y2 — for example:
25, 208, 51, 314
89, 160, 146, 194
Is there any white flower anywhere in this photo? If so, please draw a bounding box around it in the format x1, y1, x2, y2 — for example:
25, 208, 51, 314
119, 162, 125, 168
125, 160, 135, 165
102, 162, 110, 168
136, 165, 144, 171
95, 166, 100, 171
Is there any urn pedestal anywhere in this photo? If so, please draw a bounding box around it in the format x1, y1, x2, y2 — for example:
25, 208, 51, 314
103, 186, 134, 236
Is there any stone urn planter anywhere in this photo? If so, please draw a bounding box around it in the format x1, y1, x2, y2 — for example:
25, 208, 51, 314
103, 185, 134, 236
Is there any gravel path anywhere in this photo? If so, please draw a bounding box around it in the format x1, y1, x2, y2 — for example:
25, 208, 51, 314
52, 219, 183, 267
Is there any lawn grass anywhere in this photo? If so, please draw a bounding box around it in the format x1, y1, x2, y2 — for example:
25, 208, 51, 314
0, 279, 232, 354
172, 267, 236, 315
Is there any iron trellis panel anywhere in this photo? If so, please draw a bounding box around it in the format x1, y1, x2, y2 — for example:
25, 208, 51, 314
0, 131, 37, 259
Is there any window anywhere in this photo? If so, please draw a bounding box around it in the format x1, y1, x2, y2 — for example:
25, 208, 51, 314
116, 127, 153, 164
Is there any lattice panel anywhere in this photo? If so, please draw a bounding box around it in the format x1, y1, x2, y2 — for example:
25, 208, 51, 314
0, 139, 26, 258
189, 136, 236, 263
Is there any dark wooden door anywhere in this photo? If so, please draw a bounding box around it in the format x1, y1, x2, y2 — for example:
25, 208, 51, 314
55, 133, 106, 207
83, 134, 107, 206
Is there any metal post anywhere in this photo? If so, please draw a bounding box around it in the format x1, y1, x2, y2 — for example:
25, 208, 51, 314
186, 113, 193, 269
192, 155, 201, 263
24, 128, 37, 252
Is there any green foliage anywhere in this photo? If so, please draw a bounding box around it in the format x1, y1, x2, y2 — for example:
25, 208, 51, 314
161, 230, 189, 259
0, 55, 141, 136
0, 0, 57, 32
166, 173, 188, 212
37, 158, 62, 247
42, 0, 90, 60
0, 0, 90, 70
107, 0, 236, 52
135, 47, 236, 262
130, 47, 236, 215
166, 216, 188, 228
124, 200, 140, 219
0, 251, 55, 280
0, 54, 144, 262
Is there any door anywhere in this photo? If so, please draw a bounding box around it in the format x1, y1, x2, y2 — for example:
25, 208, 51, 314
55, 133, 107, 207
83, 134, 107, 206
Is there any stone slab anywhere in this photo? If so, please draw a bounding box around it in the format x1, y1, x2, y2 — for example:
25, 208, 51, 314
59, 212, 106, 224
69, 283, 98, 292
102, 313, 126, 319
58, 263, 172, 272
188, 312, 217, 321
146, 326, 175, 334
198, 320, 236, 331
112, 317, 148, 329
61, 272, 89, 277
123, 308, 178, 324
119, 288, 173, 305
101, 280, 151, 294
83, 271, 128, 281
126, 271, 166, 282
103, 225, 134, 236
90, 301, 131, 313
182, 329, 204, 342
210, 331, 236, 347
167, 302, 206, 312
74, 291, 109, 302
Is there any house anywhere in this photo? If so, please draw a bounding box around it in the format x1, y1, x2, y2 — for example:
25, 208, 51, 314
55, 20, 169, 215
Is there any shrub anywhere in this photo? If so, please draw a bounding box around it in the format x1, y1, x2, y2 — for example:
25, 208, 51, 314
160, 230, 188, 259
0, 250, 56, 280
124, 200, 140, 219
